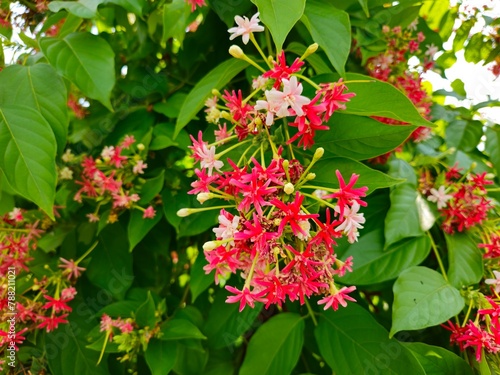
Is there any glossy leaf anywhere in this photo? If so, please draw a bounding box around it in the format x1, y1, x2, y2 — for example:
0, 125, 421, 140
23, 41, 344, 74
314, 113, 416, 160
162, 0, 190, 45
252, 0, 305, 52
402, 342, 474, 375
138, 170, 165, 204
313, 156, 404, 194
190, 252, 215, 302
145, 339, 177, 375
46, 311, 109, 375
445, 232, 483, 288
0, 64, 68, 154
106, 0, 145, 15
40, 32, 115, 110
315, 303, 425, 375
211, 0, 254, 27
302, 1, 350, 76
445, 120, 483, 152
0, 105, 57, 217
49, 0, 102, 18
160, 318, 207, 341
135, 291, 157, 328
485, 126, 500, 174
174, 59, 249, 138
128, 209, 161, 251
204, 289, 262, 349
239, 313, 304, 375
86, 224, 133, 300
385, 184, 424, 246
316, 73, 435, 127
390, 266, 464, 337
340, 232, 431, 285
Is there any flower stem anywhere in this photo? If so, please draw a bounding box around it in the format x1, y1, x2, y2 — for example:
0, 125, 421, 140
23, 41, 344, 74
250, 33, 272, 69
427, 231, 448, 282
304, 298, 318, 326
75, 241, 99, 265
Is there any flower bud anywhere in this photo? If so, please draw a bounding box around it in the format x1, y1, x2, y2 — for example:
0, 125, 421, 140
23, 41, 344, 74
300, 43, 319, 61
313, 147, 324, 160
203, 241, 218, 251
282, 159, 289, 169
137, 143, 145, 151
254, 116, 262, 126
177, 208, 191, 217
221, 111, 232, 121
485, 173, 495, 180
306, 173, 316, 180
229, 45, 245, 59
284, 182, 294, 195
197, 193, 213, 204
211, 89, 221, 96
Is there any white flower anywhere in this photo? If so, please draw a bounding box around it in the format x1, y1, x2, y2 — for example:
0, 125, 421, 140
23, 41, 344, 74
59, 167, 74, 180
425, 43, 438, 58
427, 186, 452, 209
485, 270, 500, 293
335, 201, 365, 244
296, 214, 311, 241
101, 146, 115, 159
199, 145, 224, 176
252, 75, 269, 90
407, 19, 418, 31
62, 149, 75, 163
228, 12, 265, 44
213, 212, 240, 246
265, 76, 311, 118
133, 160, 147, 174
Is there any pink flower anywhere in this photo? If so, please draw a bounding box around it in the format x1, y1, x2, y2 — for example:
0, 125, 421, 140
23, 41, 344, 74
133, 160, 147, 174
213, 209, 240, 246
214, 123, 233, 143
263, 51, 305, 88
225, 286, 265, 312
318, 286, 357, 310
485, 270, 500, 294
100, 314, 114, 332
143, 206, 156, 219
8, 207, 24, 222
323, 170, 368, 217
37, 314, 69, 332
101, 146, 115, 159
189, 131, 224, 176
335, 201, 365, 243
42, 295, 73, 312
61, 287, 77, 300
59, 257, 86, 280
228, 12, 264, 44
121, 135, 136, 148
185, 0, 206, 12
86, 213, 100, 223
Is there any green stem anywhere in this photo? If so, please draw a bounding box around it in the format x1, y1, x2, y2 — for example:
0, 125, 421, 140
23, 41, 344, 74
304, 299, 318, 326
427, 231, 448, 282
294, 73, 321, 90
302, 192, 337, 210
75, 241, 99, 265
250, 33, 272, 69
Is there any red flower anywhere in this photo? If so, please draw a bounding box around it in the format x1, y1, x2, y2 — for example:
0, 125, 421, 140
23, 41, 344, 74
37, 314, 69, 332
263, 51, 305, 88
323, 170, 368, 216
317, 286, 357, 310
42, 295, 73, 312
225, 286, 265, 312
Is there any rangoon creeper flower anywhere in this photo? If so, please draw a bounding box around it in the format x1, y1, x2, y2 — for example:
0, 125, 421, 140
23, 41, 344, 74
213, 210, 240, 246
427, 185, 452, 209
265, 76, 311, 117
485, 270, 500, 293
334, 201, 365, 244
228, 12, 264, 44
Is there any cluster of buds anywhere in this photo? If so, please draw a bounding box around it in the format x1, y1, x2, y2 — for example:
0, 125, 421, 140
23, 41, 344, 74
364, 20, 435, 163
421, 165, 493, 234
0, 208, 89, 355
64, 135, 156, 223
178, 13, 368, 312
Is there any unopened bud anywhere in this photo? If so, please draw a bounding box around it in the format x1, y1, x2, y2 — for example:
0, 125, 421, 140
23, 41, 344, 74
314, 147, 324, 160
197, 193, 213, 204
485, 173, 495, 180
221, 111, 232, 121
306, 173, 316, 180
137, 143, 145, 151
203, 241, 218, 251
282, 159, 289, 169
300, 43, 319, 61
254, 117, 262, 126
284, 182, 294, 195
211, 89, 221, 96
229, 45, 245, 59
177, 208, 191, 217
470, 162, 477, 169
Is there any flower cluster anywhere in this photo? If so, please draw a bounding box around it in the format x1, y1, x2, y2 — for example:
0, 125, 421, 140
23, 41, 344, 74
65, 135, 156, 223
363, 21, 435, 164
178, 13, 368, 312
0, 208, 89, 355
422, 166, 493, 234
443, 295, 500, 363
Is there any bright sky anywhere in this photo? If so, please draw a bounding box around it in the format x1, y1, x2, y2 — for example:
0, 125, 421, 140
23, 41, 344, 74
423, 0, 500, 123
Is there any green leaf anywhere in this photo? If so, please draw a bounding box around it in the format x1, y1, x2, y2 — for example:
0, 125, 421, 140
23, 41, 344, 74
49, 0, 102, 18
341, 233, 431, 285
136, 291, 157, 328
98, 300, 143, 318
40, 32, 115, 111
46, 310, 109, 375
485, 126, 500, 174
150, 122, 190, 151
0, 64, 68, 154
315, 304, 425, 375
314, 113, 416, 160
385, 184, 424, 246
0, 105, 57, 218
162, 0, 190, 45
145, 339, 178, 375
390, 266, 465, 337
128, 209, 162, 251
153, 93, 187, 119
286, 42, 332, 75
106, 0, 145, 15
313, 156, 404, 194
316, 73, 435, 127
357, 0, 369, 17
139, 170, 164, 204
445, 120, 483, 152
86, 224, 133, 300
239, 313, 304, 375
190, 251, 214, 302
402, 342, 474, 375
204, 289, 262, 349
445, 232, 483, 288
251, 0, 305, 52
211, 0, 254, 27
174, 59, 249, 138
160, 318, 207, 341
302, 1, 350, 77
